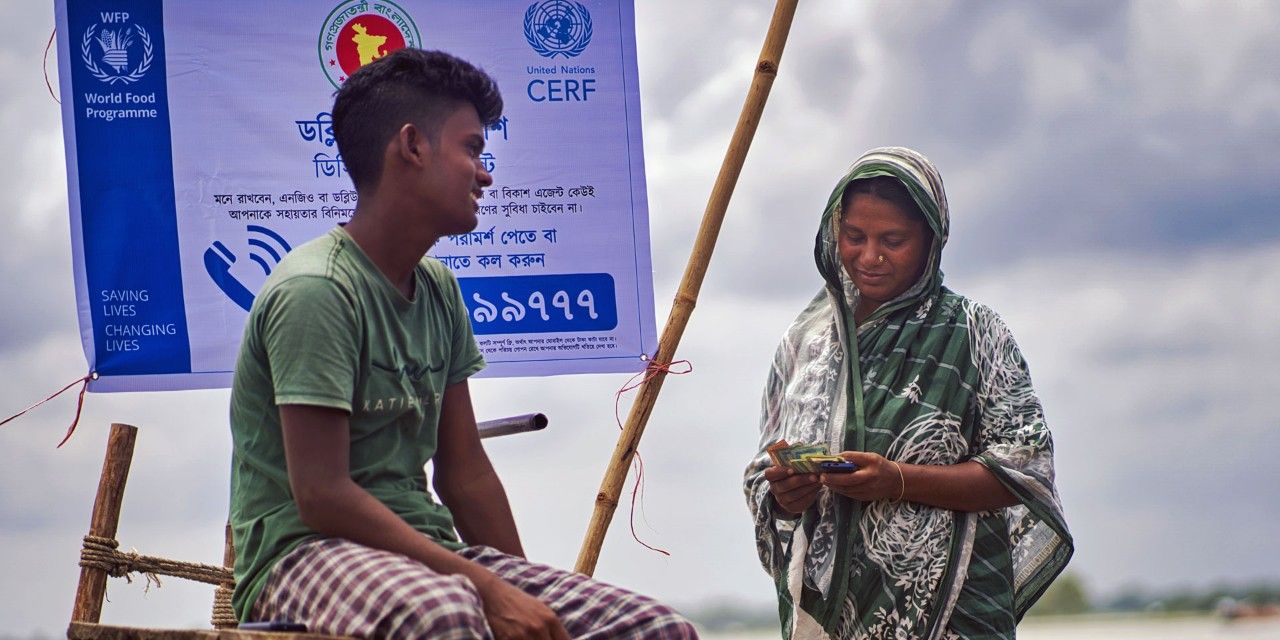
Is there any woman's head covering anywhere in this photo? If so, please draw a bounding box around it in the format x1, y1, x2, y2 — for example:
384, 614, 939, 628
815, 147, 950, 324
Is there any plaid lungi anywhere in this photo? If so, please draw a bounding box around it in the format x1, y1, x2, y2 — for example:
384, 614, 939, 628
251, 538, 699, 639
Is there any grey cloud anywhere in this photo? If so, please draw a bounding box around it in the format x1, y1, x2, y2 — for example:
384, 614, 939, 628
664, 0, 1280, 298
961, 244, 1280, 594
0, 41, 77, 357
635, 3, 769, 123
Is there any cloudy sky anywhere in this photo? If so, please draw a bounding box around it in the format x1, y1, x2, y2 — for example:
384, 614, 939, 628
3, 0, 1279, 636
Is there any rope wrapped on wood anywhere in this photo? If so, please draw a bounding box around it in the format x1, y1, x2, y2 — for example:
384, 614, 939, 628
210, 585, 238, 629
79, 535, 234, 588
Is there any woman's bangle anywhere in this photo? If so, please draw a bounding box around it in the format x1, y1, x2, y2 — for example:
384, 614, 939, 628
890, 461, 905, 502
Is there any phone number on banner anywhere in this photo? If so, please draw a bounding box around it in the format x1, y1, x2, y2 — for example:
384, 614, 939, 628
459, 274, 618, 335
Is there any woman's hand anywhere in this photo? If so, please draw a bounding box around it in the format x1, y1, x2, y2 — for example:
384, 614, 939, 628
819, 451, 904, 502
764, 465, 821, 516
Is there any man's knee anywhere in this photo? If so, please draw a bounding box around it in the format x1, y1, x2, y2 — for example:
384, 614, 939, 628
638, 607, 700, 639
658, 616, 700, 639
380, 576, 488, 639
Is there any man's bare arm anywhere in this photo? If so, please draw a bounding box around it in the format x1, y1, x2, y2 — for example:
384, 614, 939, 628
431, 380, 524, 557
278, 404, 565, 639
280, 404, 497, 579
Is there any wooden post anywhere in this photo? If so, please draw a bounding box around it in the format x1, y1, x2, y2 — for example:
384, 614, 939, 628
221, 522, 235, 571
71, 423, 138, 623
574, 0, 801, 575
211, 522, 238, 630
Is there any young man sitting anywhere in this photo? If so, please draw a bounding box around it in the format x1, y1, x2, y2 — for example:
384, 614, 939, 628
228, 48, 698, 640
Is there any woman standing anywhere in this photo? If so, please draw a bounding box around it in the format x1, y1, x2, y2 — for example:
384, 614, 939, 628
744, 147, 1072, 639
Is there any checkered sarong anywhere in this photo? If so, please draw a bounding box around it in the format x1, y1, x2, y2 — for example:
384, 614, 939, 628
251, 538, 699, 639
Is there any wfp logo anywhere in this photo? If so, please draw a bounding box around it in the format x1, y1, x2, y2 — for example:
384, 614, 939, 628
524, 0, 593, 59
81, 12, 153, 85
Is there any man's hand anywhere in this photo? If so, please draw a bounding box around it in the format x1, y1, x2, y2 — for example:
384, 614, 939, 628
764, 465, 820, 516
475, 574, 569, 640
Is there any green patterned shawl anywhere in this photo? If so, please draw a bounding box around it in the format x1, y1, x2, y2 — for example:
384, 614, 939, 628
744, 147, 1073, 639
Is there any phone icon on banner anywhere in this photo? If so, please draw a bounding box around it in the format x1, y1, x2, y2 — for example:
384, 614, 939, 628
203, 225, 292, 312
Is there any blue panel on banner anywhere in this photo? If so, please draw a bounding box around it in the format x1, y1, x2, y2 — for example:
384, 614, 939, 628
459, 274, 618, 335
68, 0, 190, 375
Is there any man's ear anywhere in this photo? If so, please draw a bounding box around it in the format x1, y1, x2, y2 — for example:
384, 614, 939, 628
394, 122, 431, 169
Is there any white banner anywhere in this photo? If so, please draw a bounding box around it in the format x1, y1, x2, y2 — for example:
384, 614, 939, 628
55, 0, 657, 391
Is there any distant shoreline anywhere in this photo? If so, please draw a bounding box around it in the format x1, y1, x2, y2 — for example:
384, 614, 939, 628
693, 611, 1280, 637
698, 613, 1280, 640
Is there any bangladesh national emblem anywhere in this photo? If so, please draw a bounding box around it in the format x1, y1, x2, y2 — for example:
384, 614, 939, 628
318, 0, 421, 88
524, 0, 593, 59
81, 18, 153, 85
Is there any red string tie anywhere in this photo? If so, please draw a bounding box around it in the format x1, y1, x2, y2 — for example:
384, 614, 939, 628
0, 372, 94, 447
613, 357, 693, 557
44, 28, 60, 104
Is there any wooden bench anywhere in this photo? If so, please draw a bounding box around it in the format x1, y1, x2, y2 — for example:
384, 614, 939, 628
68, 415, 547, 639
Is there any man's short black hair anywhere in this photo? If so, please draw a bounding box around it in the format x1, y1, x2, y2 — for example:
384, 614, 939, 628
332, 48, 503, 191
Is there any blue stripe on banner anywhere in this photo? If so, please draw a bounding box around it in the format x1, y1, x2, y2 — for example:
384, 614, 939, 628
68, 1, 190, 376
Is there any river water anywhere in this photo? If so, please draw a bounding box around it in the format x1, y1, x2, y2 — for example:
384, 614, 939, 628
701, 616, 1280, 639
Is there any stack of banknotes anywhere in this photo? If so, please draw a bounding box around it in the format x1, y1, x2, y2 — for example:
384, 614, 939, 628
766, 439, 857, 473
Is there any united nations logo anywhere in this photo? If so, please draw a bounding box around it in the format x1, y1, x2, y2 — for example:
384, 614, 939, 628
524, 0, 593, 59
81, 19, 153, 85
318, 0, 421, 88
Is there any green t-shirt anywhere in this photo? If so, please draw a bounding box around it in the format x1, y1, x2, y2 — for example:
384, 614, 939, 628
228, 227, 484, 620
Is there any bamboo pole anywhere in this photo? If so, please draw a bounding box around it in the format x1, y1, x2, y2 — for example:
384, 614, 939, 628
71, 423, 138, 623
575, 0, 800, 575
